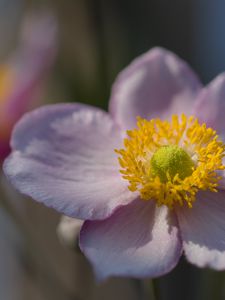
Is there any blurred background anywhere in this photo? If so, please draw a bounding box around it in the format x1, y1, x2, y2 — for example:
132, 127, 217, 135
1, 0, 225, 299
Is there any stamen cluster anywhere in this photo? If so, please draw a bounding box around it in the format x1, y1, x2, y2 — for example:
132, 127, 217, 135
116, 114, 225, 208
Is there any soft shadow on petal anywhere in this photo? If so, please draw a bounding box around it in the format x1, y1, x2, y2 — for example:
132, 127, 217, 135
80, 199, 182, 281
176, 190, 225, 270
4, 104, 136, 220
219, 178, 225, 192
194, 73, 225, 136
109, 47, 201, 130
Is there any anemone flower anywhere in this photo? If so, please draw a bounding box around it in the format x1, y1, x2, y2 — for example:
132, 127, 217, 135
0, 12, 57, 161
4, 48, 225, 281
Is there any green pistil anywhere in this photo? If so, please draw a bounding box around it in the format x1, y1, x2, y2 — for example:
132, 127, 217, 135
150, 145, 194, 182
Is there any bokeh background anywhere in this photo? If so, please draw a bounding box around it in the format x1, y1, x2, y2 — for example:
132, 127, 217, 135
1, 0, 225, 299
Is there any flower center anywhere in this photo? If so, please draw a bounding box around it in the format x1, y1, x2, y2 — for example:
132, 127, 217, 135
115, 114, 225, 208
150, 145, 194, 182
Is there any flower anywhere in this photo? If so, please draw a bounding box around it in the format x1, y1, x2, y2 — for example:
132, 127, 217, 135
4, 47, 225, 281
0, 11, 57, 161
57, 216, 83, 249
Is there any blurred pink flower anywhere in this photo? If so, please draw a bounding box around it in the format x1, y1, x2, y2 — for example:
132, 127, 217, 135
4, 48, 225, 280
0, 12, 57, 161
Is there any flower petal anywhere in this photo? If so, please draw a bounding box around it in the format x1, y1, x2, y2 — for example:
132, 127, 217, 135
177, 190, 225, 270
194, 73, 225, 135
57, 216, 83, 249
0, 141, 10, 162
3, 104, 136, 220
80, 199, 182, 281
109, 47, 201, 129
0, 12, 57, 161
0, 12, 57, 127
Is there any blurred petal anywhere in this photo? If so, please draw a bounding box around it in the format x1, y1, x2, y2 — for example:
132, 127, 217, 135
57, 216, 83, 249
177, 190, 225, 269
0, 140, 10, 161
3, 11, 57, 122
4, 104, 136, 220
0, 11, 57, 160
109, 47, 201, 129
194, 73, 225, 135
80, 199, 182, 281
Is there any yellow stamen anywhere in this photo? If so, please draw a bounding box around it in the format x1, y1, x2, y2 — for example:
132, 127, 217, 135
115, 114, 225, 208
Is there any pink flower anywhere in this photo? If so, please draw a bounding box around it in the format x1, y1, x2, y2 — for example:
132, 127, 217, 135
0, 12, 57, 161
4, 48, 225, 280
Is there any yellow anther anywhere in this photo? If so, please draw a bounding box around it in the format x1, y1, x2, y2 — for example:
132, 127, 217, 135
116, 114, 225, 209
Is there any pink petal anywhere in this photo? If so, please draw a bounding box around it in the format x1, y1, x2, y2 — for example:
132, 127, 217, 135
80, 199, 182, 281
109, 47, 201, 130
0, 12, 57, 161
194, 73, 225, 135
0, 12, 57, 124
3, 104, 136, 220
0, 141, 10, 163
177, 190, 225, 270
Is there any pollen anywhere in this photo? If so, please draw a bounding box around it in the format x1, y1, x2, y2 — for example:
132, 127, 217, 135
115, 114, 225, 208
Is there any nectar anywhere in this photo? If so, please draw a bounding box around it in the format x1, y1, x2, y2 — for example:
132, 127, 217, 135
115, 114, 225, 208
